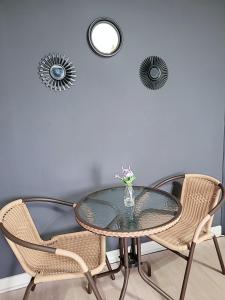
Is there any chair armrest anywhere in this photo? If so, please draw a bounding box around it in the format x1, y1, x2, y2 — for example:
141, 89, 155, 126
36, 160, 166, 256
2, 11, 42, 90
192, 183, 224, 244
208, 183, 224, 216
0, 222, 56, 253
134, 174, 184, 212
0, 222, 89, 273
55, 249, 88, 273
150, 174, 185, 189
192, 214, 211, 243
22, 197, 76, 207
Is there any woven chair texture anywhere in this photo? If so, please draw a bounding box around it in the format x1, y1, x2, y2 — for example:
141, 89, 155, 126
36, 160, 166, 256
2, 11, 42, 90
0, 199, 105, 284
138, 208, 176, 229
149, 174, 221, 251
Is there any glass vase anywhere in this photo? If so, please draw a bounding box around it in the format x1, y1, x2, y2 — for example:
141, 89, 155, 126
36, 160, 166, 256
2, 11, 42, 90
124, 185, 135, 207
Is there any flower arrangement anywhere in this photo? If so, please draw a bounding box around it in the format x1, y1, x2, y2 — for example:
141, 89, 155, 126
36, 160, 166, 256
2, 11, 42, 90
115, 166, 136, 187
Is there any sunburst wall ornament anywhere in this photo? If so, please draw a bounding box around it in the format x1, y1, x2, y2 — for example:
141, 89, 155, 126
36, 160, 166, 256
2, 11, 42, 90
38, 53, 77, 91
139, 56, 168, 90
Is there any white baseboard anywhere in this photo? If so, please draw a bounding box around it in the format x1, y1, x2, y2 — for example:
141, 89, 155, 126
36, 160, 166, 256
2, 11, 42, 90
0, 273, 31, 294
107, 225, 222, 264
106, 240, 165, 264
212, 225, 222, 238
0, 225, 222, 294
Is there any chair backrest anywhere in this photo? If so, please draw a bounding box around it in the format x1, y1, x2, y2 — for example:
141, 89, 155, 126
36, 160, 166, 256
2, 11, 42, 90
0, 199, 42, 276
181, 174, 221, 233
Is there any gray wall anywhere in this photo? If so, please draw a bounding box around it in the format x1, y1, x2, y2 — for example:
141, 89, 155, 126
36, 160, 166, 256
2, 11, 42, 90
222, 116, 225, 233
0, 0, 225, 279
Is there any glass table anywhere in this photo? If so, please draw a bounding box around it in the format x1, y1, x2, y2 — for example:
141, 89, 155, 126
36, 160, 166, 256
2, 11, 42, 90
75, 186, 182, 300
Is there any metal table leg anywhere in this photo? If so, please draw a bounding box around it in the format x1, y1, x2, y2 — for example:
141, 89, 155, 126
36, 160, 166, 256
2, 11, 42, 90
119, 238, 130, 300
136, 237, 173, 300
94, 238, 124, 280
93, 237, 157, 299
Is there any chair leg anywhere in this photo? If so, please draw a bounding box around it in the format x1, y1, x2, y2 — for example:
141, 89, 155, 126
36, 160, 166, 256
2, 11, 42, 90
31, 284, 36, 291
179, 242, 196, 300
142, 261, 151, 277
213, 235, 225, 275
87, 255, 115, 294
106, 255, 116, 280
87, 281, 93, 294
85, 271, 103, 300
23, 277, 35, 300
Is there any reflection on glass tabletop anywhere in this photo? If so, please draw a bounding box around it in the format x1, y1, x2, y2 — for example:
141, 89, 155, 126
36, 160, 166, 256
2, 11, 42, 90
75, 186, 181, 234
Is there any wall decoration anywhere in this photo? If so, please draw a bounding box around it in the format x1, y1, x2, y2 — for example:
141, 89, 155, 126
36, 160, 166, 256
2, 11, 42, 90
139, 56, 168, 90
38, 53, 77, 91
88, 18, 122, 57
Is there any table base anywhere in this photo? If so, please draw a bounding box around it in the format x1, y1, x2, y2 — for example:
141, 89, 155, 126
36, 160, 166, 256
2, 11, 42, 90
94, 237, 173, 300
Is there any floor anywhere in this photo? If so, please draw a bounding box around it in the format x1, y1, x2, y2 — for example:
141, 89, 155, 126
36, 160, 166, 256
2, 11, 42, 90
1, 238, 225, 300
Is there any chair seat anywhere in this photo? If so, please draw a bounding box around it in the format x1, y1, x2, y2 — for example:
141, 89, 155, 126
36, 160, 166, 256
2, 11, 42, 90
0, 199, 106, 300
138, 208, 177, 229
149, 218, 212, 252
32, 231, 105, 283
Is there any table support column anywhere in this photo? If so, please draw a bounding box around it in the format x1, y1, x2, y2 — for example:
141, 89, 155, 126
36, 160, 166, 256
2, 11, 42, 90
119, 238, 130, 300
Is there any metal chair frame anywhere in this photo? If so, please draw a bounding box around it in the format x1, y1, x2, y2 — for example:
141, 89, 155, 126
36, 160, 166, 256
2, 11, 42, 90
147, 174, 225, 300
0, 197, 114, 300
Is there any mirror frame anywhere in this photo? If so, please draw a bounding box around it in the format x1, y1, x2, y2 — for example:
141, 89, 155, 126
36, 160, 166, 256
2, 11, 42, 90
87, 17, 122, 57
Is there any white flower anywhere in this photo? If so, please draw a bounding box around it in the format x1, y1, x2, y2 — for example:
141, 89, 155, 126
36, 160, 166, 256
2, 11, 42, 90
122, 166, 134, 179
115, 166, 136, 187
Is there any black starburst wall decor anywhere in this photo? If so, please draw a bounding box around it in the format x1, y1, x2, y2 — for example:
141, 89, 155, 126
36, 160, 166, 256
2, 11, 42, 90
139, 56, 168, 90
38, 53, 77, 91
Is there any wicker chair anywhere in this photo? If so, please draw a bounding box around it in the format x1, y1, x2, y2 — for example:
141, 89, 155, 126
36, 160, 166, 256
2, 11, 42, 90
0, 197, 112, 300
147, 174, 225, 300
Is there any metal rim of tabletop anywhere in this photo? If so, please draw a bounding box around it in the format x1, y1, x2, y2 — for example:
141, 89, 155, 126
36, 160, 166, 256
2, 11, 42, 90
75, 186, 182, 238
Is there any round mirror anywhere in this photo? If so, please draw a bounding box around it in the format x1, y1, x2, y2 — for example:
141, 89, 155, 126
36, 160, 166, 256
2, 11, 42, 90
88, 18, 122, 57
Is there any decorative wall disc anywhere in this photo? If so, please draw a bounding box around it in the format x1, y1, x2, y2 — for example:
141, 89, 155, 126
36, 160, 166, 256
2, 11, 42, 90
38, 53, 77, 91
139, 56, 168, 90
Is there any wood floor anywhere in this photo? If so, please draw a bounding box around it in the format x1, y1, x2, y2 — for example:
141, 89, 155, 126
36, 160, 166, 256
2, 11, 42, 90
1, 238, 225, 300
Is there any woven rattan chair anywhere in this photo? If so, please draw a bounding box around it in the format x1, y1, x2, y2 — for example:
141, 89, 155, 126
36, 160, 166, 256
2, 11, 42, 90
146, 174, 225, 300
0, 197, 113, 300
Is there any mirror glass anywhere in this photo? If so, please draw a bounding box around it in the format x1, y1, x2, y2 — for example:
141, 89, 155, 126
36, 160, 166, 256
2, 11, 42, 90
50, 65, 66, 80
88, 19, 122, 57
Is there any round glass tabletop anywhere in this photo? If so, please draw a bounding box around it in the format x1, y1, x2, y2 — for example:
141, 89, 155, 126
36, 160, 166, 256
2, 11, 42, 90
75, 186, 182, 237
